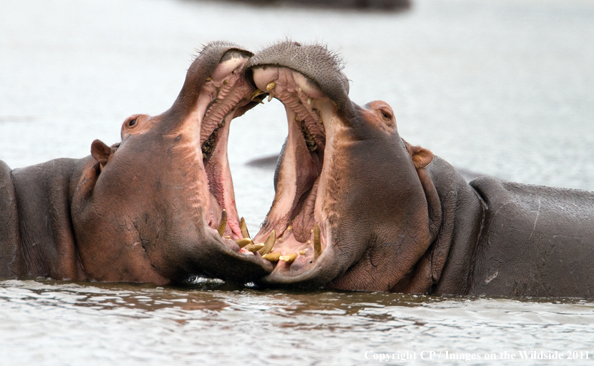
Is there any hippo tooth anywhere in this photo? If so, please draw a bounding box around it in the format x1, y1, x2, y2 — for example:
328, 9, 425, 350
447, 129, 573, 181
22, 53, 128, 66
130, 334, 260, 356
307, 97, 312, 105
279, 253, 298, 264
217, 209, 227, 237
258, 230, 276, 255
262, 252, 281, 262
206, 77, 211, 82
223, 79, 229, 85
235, 238, 252, 248
240, 217, 250, 239
314, 223, 321, 258
299, 250, 306, 255
267, 92, 274, 102
244, 243, 265, 253
265, 81, 276, 91
250, 89, 264, 100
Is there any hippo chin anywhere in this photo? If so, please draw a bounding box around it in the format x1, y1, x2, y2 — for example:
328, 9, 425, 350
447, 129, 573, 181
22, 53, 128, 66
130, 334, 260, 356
217, 41, 594, 298
0, 41, 273, 284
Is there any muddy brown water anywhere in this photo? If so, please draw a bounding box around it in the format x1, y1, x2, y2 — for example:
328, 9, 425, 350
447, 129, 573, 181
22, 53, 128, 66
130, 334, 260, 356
1, 0, 594, 364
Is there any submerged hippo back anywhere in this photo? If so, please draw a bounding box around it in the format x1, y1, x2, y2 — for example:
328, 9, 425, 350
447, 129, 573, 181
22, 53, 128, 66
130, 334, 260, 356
0, 160, 20, 277
9, 158, 87, 280
469, 177, 594, 298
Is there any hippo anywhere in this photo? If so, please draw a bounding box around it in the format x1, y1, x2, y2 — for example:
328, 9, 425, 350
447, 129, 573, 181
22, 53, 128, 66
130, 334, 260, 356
0, 41, 274, 284
214, 41, 594, 298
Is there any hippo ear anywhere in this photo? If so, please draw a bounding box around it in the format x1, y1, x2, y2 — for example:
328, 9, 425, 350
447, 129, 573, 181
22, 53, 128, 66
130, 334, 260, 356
91, 139, 113, 170
410, 145, 434, 169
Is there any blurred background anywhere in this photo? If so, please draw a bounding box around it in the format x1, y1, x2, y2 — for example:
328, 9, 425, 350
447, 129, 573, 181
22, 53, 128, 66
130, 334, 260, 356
2, 0, 593, 189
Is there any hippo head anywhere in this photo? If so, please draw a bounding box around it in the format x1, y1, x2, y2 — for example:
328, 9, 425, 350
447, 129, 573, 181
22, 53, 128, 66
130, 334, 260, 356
233, 41, 440, 291
70, 42, 273, 284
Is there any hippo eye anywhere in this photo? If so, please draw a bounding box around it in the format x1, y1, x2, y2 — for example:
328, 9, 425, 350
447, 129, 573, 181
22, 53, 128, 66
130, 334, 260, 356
380, 109, 392, 120
129, 118, 138, 127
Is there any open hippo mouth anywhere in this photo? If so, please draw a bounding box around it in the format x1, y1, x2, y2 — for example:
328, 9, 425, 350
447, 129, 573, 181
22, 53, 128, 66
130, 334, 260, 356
195, 40, 433, 291
168, 41, 279, 280
196, 41, 352, 287
243, 43, 350, 285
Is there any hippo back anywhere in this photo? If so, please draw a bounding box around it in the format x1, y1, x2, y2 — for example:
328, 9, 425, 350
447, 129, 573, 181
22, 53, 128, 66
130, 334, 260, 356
0, 160, 20, 277
9, 158, 88, 280
469, 177, 594, 298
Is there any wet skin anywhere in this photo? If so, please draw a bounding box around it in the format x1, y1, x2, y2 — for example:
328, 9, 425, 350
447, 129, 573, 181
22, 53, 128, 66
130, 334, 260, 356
206, 41, 594, 298
0, 42, 273, 283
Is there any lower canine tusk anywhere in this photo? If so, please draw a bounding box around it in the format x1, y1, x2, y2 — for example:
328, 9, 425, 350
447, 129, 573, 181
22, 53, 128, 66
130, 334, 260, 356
244, 243, 265, 253
240, 217, 250, 239
314, 223, 321, 258
217, 210, 227, 237
258, 230, 276, 255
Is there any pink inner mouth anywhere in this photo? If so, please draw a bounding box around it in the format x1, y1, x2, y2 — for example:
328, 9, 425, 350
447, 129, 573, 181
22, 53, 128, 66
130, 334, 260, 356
246, 66, 333, 277
194, 53, 259, 252
195, 55, 333, 276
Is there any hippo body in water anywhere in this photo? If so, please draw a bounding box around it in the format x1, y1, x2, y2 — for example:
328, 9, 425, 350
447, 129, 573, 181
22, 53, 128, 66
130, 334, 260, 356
399, 157, 594, 298
3, 39, 593, 298
0, 42, 274, 284
213, 41, 594, 298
